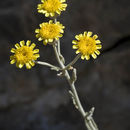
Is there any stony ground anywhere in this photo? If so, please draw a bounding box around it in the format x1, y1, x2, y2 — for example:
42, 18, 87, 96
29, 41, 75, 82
0, 0, 130, 130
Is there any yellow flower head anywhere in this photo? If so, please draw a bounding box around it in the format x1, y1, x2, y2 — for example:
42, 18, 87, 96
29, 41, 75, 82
35, 20, 64, 45
37, 0, 67, 17
10, 40, 40, 69
72, 31, 102, 60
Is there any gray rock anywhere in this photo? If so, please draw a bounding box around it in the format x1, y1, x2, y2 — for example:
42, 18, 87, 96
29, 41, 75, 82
0, 0, 130, 130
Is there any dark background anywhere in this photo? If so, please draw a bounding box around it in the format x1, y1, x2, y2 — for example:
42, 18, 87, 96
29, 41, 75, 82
0, 0, 130, 130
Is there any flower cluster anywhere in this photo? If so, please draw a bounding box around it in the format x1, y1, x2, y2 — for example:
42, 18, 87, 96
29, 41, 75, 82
35, 0, 66, 45
10, 0, 67, 69
10, 0, 102, 69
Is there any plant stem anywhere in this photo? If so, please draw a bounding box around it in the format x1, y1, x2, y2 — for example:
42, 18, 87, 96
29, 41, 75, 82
53, 18, 60, 54
57, 39, 61, 56
53, 43, 99, 130
62, 54, 81, 70
35, 61, 60, 71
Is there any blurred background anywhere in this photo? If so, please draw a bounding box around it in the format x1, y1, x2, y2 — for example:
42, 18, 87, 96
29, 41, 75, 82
0, 0, 130, 130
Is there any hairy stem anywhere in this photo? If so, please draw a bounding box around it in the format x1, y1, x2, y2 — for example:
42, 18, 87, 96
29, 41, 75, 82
53, 18, 65, 64
62, 54, 81, 70
57, 39, 61, 57
53, 43, 99, 130
35, 61, 60, 71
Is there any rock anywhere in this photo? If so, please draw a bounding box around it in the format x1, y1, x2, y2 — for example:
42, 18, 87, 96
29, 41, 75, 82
0, 0, 130, 130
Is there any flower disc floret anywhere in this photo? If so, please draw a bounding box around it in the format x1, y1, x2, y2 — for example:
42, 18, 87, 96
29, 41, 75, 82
10, 40, 40, 69
38, 0, 67, 17
72, 31, 102, 60
35, 20, 64, 45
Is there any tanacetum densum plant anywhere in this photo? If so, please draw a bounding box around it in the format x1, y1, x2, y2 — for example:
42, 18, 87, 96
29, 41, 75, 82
10, 1, 102, 130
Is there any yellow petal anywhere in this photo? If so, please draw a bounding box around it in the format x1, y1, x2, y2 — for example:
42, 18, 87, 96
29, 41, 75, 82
41, 0, 45, 3
29, 61, 35, 67
91, 53, 97, 59
56, 10, 61, 14
36, 34, 39, 38
85, 55, 90, 60
26, 63, 31, 69
60, 29, 64, 33
72, 40, 77, 44
93, 35, 98, 39
75, 35, 80, 40
26, 40, 31, 46
10, 55, 14, 60
45, 13, 49, 17
59, 34, 63, 37
79, 34, 83, 38
38, 37, 43, 41
81, 55, 85, 60
95, 50, 100, 55
43, 39, 48, 45
60, 0, 66, 2
10, 59, 16, 64
55, 37, 59, 40
50, 13, 55, 17
16, 62, 24, 68
16, 62, 20, 68
41, 10, 47, 13
30, 43, 36, 49
33, 49, 39, 53
49, 20, 53, 24
35, 29, 39, 33
11, 48, 16, 53
87, 31, 92, 37
15, 43, 20, 49
96, 45, 102, 49
48, 39, 53, 42
34, 54, 40, 58
72, 45, 78, 49
62, 26, 65, 29
20, 41, 25, 47
40, 24, 42, 28
96, 40, 101, 44
56, 22, 60, 24
19, 63, 24, 68
62, 4, 67, 7
76, 50, 80, 54
84, 31, 87, 36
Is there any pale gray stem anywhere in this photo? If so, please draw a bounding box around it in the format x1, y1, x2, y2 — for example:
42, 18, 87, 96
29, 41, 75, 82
63, 54, 81, 70
54, 18, 57, 23
53, 18, 63, 61
53, 18, 60, 55
53, 43, 99, 130
35, 61, 60, 71
57, 39, 61, 56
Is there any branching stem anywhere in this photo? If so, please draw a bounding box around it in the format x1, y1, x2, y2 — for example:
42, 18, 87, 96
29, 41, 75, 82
62, 54, 81, 70
39, 17, 99, 130
35, 61, 60, 71
52, 42, 99, 130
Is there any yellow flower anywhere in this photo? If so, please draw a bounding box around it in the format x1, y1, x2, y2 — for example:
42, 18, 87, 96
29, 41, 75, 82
10, 40, 40, 69
37, 0, 67, 17
35, 20, 64, 45
72, 31, 102, 60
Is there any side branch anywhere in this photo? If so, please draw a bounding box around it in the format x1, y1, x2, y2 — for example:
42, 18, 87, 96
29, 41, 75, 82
62, 54, 81, 70
35, 61, 60, 71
